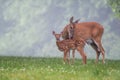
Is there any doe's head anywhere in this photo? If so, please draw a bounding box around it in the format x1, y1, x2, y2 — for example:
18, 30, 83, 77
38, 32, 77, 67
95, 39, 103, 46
61, 16, 80, 39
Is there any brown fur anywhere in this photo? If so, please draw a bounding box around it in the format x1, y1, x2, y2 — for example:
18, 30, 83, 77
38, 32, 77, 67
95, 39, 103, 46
61, 17, 105, 64
53, 31, 85, 64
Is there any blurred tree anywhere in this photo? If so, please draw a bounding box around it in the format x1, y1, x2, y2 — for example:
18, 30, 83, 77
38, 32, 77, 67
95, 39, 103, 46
107, 0, 120, 18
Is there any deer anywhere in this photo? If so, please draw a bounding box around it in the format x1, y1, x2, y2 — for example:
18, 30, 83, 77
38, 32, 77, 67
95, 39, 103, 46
52, 31, 85, 64
61, 16, 105, 64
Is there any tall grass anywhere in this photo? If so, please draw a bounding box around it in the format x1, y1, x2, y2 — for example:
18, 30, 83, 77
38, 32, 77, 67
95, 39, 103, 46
0, 56, 120, 80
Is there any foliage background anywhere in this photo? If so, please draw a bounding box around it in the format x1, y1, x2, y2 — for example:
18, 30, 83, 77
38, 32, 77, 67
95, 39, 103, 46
0, 0, 120, 59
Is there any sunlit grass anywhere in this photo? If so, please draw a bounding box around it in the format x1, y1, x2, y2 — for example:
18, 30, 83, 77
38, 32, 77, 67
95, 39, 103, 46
0, 56, 120, 80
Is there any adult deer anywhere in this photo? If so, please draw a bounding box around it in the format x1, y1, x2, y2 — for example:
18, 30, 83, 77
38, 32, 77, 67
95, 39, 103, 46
61, 17, 105, 64
52, 31, 85, 64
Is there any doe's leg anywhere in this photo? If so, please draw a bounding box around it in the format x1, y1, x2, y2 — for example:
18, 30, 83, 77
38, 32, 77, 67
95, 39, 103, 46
77, 46, 87, 64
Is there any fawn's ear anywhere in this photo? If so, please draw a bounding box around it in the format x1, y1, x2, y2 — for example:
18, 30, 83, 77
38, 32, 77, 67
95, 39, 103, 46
60, 32, 63, 36
52, 31, 55, 35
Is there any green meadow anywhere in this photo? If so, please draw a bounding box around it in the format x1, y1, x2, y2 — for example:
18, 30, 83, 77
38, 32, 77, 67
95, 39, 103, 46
0, 56, 120, 80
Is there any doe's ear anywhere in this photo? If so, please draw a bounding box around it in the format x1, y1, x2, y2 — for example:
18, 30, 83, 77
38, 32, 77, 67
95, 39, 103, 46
74, 19, 80, 23
52, 31, 55, 35
70, 16, 74, 23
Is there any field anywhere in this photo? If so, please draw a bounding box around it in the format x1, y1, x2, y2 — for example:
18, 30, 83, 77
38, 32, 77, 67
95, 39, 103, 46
0, 56, 120, 80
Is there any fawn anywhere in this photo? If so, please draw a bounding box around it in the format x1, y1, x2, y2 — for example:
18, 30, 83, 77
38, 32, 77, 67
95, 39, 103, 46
53, 31, 85, 64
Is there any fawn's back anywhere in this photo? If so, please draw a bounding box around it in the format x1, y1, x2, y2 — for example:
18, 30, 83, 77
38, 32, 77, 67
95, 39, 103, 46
56, 39, 76, 51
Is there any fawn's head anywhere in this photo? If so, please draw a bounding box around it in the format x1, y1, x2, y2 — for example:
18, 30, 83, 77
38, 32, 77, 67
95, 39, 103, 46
52, 31, 62, 41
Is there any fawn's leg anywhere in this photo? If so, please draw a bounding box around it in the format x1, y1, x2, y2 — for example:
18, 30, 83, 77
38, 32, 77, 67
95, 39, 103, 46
67, 50, 70, 64
63, 50, 69, 64
72, 49, 75, 64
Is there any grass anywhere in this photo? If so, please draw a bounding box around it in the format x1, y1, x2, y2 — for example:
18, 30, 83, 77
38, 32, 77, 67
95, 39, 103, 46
0, 56, 120, 80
